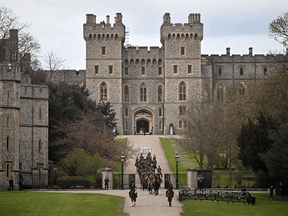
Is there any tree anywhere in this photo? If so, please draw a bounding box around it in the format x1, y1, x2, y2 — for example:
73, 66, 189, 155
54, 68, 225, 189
265, 120, 288, 184
96, 101, 118, 133
237, 112, 277, 173
269, 12, 288, 48
59, 148, 103, 176
43, 49, 65, 81
0, 6, 41, 64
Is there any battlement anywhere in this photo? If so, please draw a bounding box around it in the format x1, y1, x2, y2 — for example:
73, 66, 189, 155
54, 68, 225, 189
0, 63, 21, 81
84, 13, 125, 41
123, 46, 164, 57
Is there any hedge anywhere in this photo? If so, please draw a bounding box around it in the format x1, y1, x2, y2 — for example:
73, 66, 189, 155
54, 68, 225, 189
56, 176, 90, 189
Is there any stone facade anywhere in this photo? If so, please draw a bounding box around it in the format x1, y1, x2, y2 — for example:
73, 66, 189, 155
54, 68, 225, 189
80, 12, 288, 135
0, 31, 48, 191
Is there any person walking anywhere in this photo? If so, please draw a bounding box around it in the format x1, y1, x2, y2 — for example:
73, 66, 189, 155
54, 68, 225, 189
9, 177, 13, 191
19, 174, 23, 191
166, 184, 174, 207
270, 185, 274, 200
104, 177, 109, 190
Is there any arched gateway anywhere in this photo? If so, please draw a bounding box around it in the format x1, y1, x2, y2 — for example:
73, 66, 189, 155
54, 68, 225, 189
133, 108, 154, 134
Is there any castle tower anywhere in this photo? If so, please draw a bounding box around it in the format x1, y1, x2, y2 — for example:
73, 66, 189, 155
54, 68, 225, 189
84, 13, 125, 134
160, 13, 204, 134
0, 63, 21, 190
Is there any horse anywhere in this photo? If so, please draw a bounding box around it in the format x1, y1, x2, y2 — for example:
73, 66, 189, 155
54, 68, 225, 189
129, 186, 137, 207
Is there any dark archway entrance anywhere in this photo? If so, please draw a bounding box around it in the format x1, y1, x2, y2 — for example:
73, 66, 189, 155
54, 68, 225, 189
136, 119, 149, 133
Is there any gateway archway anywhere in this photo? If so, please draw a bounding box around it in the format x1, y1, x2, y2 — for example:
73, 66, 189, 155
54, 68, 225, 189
133, 108, 155, 135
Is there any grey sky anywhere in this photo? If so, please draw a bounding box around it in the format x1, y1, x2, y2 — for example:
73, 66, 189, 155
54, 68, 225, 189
1, 0, 287, 69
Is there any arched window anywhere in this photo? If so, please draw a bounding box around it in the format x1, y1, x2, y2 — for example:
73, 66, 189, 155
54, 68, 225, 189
239, 83, 245, 95
141, 66, 145, 75
124, 85, 129, 102
217, 84, 224, 103
179, 82, 186, 101
218, 67, 222, 75
179, 120, 182, 128
158, 86, 163, 102
140, 84, 147, 102
158, 67, 162, 76
89, 34, 92, 40
240, 67, 244, 75
168, 34, 171, 40
124, 67, 128, 75
100, 82, 107, 101
264, 67, 267, 75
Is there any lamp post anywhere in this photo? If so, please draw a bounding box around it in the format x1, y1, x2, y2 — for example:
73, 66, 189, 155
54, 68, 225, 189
121, 153, 125, 190
175, 153, 179, 190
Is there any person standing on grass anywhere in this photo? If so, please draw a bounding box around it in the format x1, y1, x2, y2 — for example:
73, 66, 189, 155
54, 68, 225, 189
104, 177, 109, 190
9, 177, 13, 191
270, 185, 274, 200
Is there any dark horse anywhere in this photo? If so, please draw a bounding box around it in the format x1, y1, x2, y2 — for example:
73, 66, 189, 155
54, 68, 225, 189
129, 185, 137, 207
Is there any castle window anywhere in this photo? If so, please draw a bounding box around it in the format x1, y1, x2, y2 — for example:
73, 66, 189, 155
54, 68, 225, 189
109, 65, 113, 74
188, 65, 192, 74
179, 82, 186, 101
7, 137, 9, 150
115, 34, 118, 40
159, 121, 162, 130
181, 47, 185, 56
179, 107, 186, 116
240, 67, 244, 75
141, 67, 145, 75
6, 163, 10, 178
102, 47, 106, 55
158, 67, 162, 76
124, 67, 128, 75
195, 34, 198, 39
125, 108, 128, 117
98, 34, 101, 40
186, 33, 189, 39
39, 140, 42, 153
173, 65, 178, 74
179, 120, 182, 128
181, 34, 184, 39
173, 34, 175, 39
125, 121, 128, 130
106, 34, 109, 40
264, 67, 267, 75
218, 67, 222, 75
217, 84, 224, 103
93, 34, 96, 40
100, 82, 107, 101
159, 108, 162, 117
140, 84, 147, 102
158, 86, 163, 102
7, 90, 10, 103
39, 165, 42, 180
239, 83, 245, 95
190, 33, 193, 39
76, 71, 79, 76
124, 85, 129, 102
95, 65, 99, 74
7, 116, 10, 128
168, 34, 171, 40
39, 107, 42, 119
89, 34, 92, 40
177, 34, 180, 39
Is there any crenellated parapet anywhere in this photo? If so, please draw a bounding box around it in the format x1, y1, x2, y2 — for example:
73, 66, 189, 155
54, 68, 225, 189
0, 63, 21, 82
160, 13, 203, 43
83, 13, 125, 42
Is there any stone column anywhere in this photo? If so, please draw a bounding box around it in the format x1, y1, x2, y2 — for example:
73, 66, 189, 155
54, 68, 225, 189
102, 168, 113, 190
187, 168, 198, 189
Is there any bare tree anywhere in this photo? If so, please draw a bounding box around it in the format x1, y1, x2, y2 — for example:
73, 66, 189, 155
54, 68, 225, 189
43, 49, 65, 81
0, 6, 41, 64
269, 12, 288, 48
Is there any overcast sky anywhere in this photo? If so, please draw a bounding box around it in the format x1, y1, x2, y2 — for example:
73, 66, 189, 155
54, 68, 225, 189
1, 0, 287, 69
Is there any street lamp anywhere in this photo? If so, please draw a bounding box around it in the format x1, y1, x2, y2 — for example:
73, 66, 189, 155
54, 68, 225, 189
121, 153, 125, 190
175, 153, 179, 190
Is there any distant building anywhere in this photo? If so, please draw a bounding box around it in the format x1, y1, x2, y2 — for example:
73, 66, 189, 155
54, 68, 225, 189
0, 30, 49, 191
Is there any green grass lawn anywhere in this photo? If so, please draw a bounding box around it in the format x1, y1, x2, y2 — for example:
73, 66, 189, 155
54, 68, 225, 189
0, 192, 127, 216
181, 193, 288, 216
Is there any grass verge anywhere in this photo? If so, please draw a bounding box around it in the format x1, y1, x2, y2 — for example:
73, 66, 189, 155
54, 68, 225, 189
0, 191, 128, 216
181, 193, 288, 216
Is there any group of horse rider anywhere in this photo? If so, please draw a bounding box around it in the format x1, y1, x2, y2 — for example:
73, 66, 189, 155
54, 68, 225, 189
129, 152, 174, 207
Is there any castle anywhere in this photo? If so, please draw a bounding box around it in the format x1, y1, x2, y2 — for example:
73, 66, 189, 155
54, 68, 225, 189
0, 30, 49, 190
82, 12, 285, 135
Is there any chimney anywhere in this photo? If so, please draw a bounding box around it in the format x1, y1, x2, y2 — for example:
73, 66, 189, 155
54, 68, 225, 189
249, 47, 253, 55
86, 14, 96, 24
226, 47, 230, 56
106, 15, 110, 24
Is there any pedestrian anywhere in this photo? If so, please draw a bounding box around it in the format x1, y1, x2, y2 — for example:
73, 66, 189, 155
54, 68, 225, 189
270, 185, 274, 200
241, 185, 247, 196
166, 184, 174, 207
129, 182, 137, 207
19, 174, 23, 191
104, 177, 109, 190
9, 177, 13, 191
198, 177, 204, 191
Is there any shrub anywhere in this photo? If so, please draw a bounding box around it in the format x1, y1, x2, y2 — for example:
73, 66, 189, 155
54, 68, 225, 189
56, 176, 90, 189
